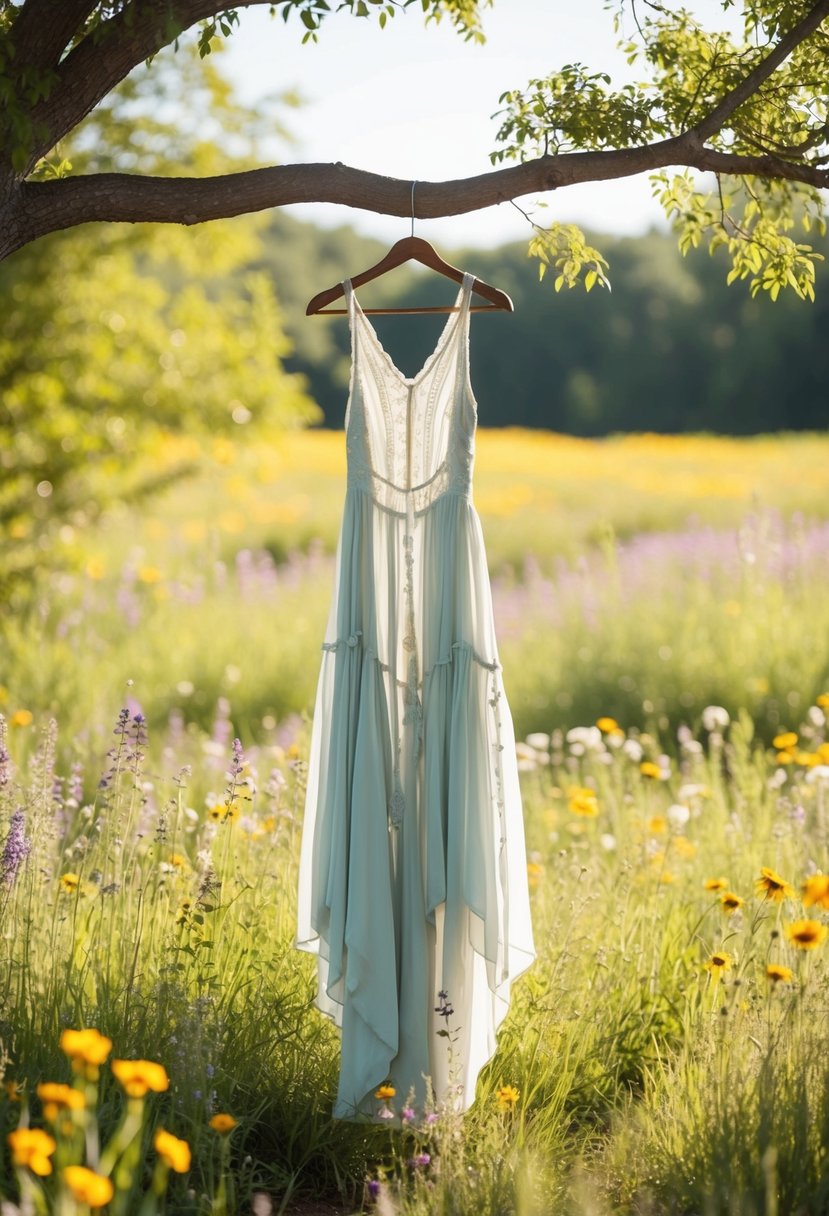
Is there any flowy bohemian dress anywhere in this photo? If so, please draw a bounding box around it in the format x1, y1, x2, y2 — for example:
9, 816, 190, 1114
295, 272, 535, 1120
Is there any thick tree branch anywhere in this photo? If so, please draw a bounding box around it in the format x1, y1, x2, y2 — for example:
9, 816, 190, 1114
689, 0, 829, 144
7, 137, 828, 260
25, 0, 276, 172
9, 0, 100, 70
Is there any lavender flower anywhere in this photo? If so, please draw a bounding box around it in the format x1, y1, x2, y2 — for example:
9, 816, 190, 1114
1, 810, 31, 885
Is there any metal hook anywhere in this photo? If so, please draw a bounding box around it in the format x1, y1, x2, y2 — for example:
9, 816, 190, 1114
411, 180, 417, 238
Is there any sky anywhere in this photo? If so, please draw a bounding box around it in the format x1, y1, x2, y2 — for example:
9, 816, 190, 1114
219, 0, 732, 249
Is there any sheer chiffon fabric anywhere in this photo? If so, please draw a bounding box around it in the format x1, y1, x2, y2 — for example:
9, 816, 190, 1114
295, 273, 535, 1119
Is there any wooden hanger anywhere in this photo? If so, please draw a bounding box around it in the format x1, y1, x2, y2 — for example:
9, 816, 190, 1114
305, 235, 514, 316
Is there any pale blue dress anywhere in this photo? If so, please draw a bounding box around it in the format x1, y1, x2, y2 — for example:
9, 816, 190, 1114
295, 273, 535, 1119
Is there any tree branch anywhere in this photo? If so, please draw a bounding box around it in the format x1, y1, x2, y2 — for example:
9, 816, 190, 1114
24, 0, 276, 172
9, 0, 100, 70
690, 0, 829, 145
8, 137, 828, 259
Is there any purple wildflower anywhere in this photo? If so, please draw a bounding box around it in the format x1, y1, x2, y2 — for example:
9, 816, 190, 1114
435, 990, 454, 1021
367, 1180, 381, 1200
0, 741, 12, 787
1, 810, 31, 886
409, 1153, 431, 1168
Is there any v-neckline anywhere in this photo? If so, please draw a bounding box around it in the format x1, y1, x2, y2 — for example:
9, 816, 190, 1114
348, 278, 469, 388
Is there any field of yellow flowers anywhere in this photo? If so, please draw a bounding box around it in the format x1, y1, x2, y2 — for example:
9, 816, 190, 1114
2, 429, 829, 1214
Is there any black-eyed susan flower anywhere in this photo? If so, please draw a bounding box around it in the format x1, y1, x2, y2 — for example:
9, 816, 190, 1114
374, 1085, 395, 1101
60, 1028, 112, 1079
111, 1059, 169, 1098
209, 1113, 238, 1134
773, 731, 798, 751
62, 1166, 114, 1208
766, 963, 794, 984
704, 877, 728, 892
37, 1082, 84, 1122
154, 1128, 191, 1172
496, 1084, 520, 1111
7, 1127, 56, 1176
785, 919, 828, 949
720, 891, 745, 913
703, 951, 733, 978
756, 867, 795, 902
59, 873, 80, 894
802, 874, 829, 910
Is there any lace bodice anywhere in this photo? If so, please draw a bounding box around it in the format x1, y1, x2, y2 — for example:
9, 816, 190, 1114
344, 273, 476, 522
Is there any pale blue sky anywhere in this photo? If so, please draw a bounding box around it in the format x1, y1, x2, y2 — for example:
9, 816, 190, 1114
221, 0, 732, 248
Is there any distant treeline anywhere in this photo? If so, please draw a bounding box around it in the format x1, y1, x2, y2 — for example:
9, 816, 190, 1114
258, 214, 829, 435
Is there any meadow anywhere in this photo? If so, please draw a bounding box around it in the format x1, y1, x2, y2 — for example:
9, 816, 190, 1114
2, 429, 829, 1216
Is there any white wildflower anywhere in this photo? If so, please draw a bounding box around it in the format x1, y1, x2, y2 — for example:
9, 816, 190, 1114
667, 803, 690, 828
599, 833, 617, 851
805, 766, 829, 785
702, 705, 730, 731
566, 725, 603, 750
622, 739, 643, 763
525, 732, 551, 750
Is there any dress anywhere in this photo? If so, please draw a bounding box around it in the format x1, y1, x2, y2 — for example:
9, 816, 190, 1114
295, 272, 535, 1120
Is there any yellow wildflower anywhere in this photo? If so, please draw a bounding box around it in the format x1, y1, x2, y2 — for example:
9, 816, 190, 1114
703, 951, 732, 978
596, 717, 619, 733
766, 963, 794, 984
819, 742, 829, 763
673, 836, 697, 859
209, 1113, 238, 1134
169, 853, 188, 869
37, 1082, 84, 1122
785, 919, 828, 950
817, 693, 829, 708
111, 1059, 169, 1098
59, 873, 80, 894
62, 1166, 114, 1208
9, 710, 33, 728
568, 787, 599, 817
639, 761, 662, 779
4, 1080, 23, 1102
209, 802, 239, 823
60, 1028, 112, 1078
495, 1085, 520, 1111
137, 565, 162, 584
526, 862, 544, 886
720, 892, 745, 913
802, 874, 829, 910
7, 1128, 56, 1176
154, 1128, 192, 1173
374, 1085, 395, 1102
756, 867, 795, 902
776, 750, 795, 766
647, 815, 667, 835
659, 871, 675, 885
773, 731, 798, 750
704, 877, 728, 892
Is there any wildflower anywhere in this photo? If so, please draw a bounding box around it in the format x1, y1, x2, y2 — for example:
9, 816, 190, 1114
60, 1029, 112, 1079
496, 1084, 520, 1111
720, 892, 745, 913
785, 920, 828, 950
7, 1128, 56, 1176
673, 836, 697, 859
622, 738, 643, 763
374, 1085, 396, 1101
525, 732, 550, 750
667, 803, 691, 828
62, 1166, 114, 1208
817, 693, 829, 708
756, 867, 795, 902
776, 751, 795, 766
435, 991, 454, 1021
154, 1128, 191, 1173
599, 833, 617, 851
4, 1080, 22, 1102
703, 951, 732, 978
766, 963, 794, 984
806, 766, 829, 785
401, 1105, 415, 1121
367, 1179, 381, 1200
409, 1153, 431, 1167
137, 565, 162, 584
639, 761, 662, 779
59, 873, 80, 894
647, 815, 667, 834
702, 706, 730, 731
209, 802, 239, 823
704, 877, 728, 892
773, 731, 798, 750
209, 1113, 238, 1134
568, 787, 599, 817
1, 809, 31, 885
37, 1082, 84, 1121
526, 861, 544, 885
111, 1059, 169, 1098
169, 853, 188, 869
9, 710, 33, 728
802, 874, 829, 910
596, 717, 619, 732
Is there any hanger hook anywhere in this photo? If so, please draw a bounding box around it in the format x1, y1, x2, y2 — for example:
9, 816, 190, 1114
410, 180, 417, 238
